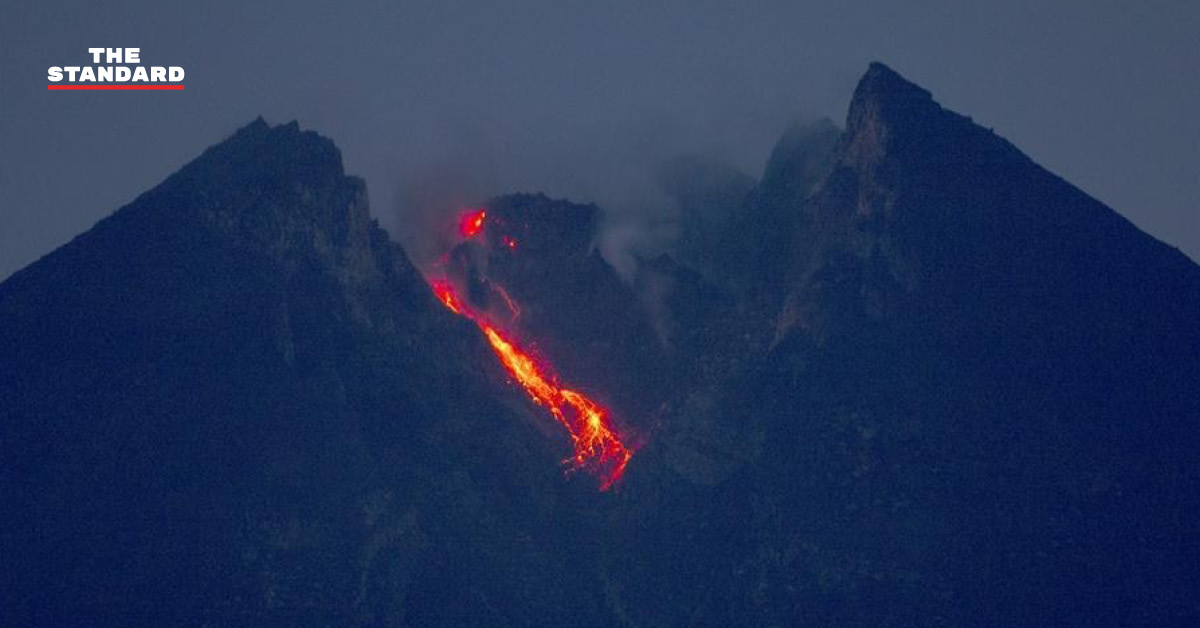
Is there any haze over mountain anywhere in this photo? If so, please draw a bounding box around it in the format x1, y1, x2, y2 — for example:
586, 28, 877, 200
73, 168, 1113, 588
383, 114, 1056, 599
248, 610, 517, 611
5, 2, 1199, 284
3, 63, 1198, 627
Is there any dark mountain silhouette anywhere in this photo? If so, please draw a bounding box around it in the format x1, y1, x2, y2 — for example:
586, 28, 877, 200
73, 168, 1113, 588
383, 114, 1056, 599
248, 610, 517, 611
0, 120, 620, 626
630, 62, 1200, 627
3, 64, 1198, 627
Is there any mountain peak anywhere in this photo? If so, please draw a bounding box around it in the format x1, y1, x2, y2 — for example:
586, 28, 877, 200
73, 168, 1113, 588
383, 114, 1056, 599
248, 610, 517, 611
129, 118, 374, 273
781, 62, 1200, 345
0, 118, 401, 320
856, 62, 930, 99
182, 117, 345, 189
844, 65, 928, 156
849, 62, 935, 119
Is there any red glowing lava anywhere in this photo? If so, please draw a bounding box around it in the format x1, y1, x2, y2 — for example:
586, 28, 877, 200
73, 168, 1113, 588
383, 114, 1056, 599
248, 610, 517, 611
458, 209, 487, 238
431, 215, 633, 490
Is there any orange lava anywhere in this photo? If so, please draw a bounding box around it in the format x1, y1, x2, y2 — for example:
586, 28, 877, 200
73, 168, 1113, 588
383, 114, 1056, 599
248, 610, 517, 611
458, 209, 487, 237
431, 275, 633, 491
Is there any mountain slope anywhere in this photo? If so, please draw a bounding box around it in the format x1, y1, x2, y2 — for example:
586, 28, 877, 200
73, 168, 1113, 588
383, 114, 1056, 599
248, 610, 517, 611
0, 119, 617, 627
692, 62, 1200, 626
441, 193, 669, 430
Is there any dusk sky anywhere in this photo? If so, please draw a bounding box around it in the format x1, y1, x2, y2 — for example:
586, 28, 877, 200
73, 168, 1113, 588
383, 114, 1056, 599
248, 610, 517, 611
2, 0, 1197, 280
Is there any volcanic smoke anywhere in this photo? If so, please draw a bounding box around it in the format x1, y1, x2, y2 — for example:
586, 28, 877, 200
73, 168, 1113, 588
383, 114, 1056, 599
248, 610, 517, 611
430, 209, 633, 490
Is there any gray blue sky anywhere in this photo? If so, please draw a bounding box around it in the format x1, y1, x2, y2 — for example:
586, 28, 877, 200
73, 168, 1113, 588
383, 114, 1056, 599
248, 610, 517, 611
2, 0, 1197, 279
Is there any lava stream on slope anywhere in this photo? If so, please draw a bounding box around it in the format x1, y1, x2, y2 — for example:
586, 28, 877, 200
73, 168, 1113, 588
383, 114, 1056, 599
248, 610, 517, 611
428, 211, 633, 490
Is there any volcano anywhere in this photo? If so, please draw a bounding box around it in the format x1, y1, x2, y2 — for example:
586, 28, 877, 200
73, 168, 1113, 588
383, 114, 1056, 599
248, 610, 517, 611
3, 64, 1199, 627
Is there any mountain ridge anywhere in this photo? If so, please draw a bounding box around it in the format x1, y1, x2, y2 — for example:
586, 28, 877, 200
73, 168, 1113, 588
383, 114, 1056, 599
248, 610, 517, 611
3, 62, 1198, 626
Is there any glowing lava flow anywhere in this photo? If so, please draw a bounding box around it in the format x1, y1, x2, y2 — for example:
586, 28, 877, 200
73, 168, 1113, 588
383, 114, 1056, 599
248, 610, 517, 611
458, 209, 487, 237
431, 278, 633, 490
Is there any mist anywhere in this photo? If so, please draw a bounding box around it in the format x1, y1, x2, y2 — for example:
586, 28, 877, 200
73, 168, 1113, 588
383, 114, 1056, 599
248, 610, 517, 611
386, 100, 809, 281
3, 1, 1198, 283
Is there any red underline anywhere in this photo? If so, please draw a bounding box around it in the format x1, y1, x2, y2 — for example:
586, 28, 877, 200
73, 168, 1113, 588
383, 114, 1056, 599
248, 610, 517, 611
47, 85, 185, 90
